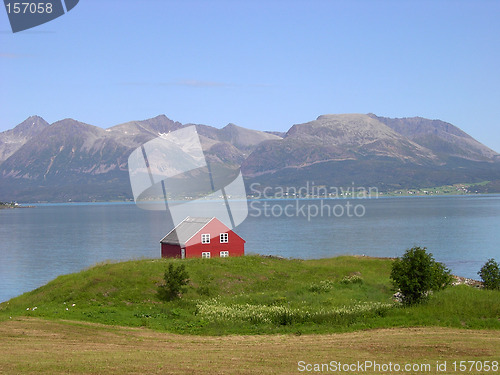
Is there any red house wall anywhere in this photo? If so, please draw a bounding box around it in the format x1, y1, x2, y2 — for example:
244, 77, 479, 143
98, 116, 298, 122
184, 218, 245, 258
161, 243, 182, 258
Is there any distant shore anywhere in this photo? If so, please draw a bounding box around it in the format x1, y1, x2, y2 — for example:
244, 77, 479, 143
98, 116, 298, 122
0, 202, 35, 209
13, 191, 500, 206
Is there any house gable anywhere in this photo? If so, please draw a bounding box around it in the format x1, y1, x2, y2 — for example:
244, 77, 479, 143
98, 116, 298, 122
160, 216, 245, 259
185, 217, 245, 247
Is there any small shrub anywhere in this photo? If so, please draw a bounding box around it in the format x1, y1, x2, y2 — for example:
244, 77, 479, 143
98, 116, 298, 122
157, 263, 190, 301
270, 296, 288, 306
478, 259, 500, 290
197, 285, 211, 296
340, 275, 364, 285
309, 280, 335, 293
390, 246, 453, 305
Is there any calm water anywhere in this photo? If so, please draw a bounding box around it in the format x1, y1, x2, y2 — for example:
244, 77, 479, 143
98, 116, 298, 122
1, 195, 499, 302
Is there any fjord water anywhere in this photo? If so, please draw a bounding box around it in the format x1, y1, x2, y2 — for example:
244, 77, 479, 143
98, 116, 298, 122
1, 195, 499, 302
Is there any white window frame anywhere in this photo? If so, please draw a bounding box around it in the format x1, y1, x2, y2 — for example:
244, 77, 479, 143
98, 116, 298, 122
220, 251, 229, 258
202, 251, 211, 259
220, 233, 228, 243
201, 233, 210, 244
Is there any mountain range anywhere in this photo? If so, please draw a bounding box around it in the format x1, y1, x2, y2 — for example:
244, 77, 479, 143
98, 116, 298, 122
1, 113, 499, 202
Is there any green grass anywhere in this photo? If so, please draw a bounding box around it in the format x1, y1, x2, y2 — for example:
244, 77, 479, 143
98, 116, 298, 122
2, 320, 499, 375
0, 255, 499, 335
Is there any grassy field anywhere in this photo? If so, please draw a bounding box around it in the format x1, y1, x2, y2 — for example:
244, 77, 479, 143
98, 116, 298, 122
0, 318, 499, 374
1, 255, 499, 374
1, 255, 499, 335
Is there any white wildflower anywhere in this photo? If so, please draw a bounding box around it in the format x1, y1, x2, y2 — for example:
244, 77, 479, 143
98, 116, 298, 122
196, 299, 393, 324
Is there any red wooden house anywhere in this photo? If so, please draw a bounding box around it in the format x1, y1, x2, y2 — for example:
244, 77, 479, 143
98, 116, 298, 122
160, 217, 245, 259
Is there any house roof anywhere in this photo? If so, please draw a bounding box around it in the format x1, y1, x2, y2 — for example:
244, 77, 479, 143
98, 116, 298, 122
160, 217, 214, 246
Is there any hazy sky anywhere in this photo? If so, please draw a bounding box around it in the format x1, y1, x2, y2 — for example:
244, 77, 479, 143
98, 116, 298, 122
1, 0, 500, 152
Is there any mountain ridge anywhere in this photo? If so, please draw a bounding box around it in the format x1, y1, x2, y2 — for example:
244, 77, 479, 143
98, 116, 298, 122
368, 114, 498, 162
0, 113, 499, 202
0, 116, 49, 163
242, 114, 441, 178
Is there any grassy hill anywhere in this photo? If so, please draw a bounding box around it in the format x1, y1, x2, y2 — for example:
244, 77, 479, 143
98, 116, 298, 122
1, 255, 499, 335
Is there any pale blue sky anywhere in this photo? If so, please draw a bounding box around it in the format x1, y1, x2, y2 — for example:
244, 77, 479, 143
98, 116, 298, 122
1, 0, 500, 152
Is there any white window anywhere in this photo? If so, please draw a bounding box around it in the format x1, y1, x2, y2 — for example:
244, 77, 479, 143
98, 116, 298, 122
202, 252, 211, 259
201, 234, 210, 244
220, 233, 228, 243
220, 251, 229, 258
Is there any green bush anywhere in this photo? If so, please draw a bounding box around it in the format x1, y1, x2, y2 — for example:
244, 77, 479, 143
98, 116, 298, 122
157, 263, 190, 301
390, 246, 453, 305
339, 275, 364, 285
308, 280, 336, 293
478, 259, 500, 290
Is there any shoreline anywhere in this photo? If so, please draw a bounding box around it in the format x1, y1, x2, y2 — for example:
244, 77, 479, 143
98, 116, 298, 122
0, 204, 35, 210
11, 191, 500, 206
